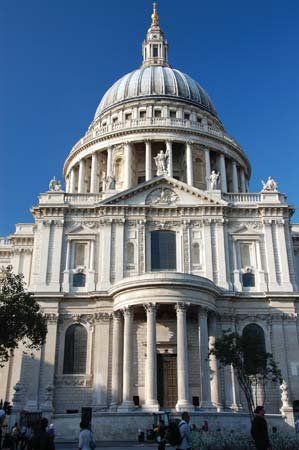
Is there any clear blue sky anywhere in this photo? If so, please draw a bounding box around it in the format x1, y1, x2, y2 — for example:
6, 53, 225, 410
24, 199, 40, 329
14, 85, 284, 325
1, 0, 299, 236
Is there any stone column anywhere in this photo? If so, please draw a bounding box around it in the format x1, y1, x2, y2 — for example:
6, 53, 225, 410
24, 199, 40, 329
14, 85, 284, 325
110, 311, 123, 409
208, 313, 221, 410
78, 159, 86, 193
166, 140, 173, 177
198, 308, 213, 408
93, 314, 110, 408
107, 147, 113, 178
69, 168, 75, 193
90, 152, 98, 193
37, 220, 51, 289
144, 304, 159, 410
203, 219, 213, 281
145, 140, 152, 181
276, 221, 293, 290
62, 239, 71, 291
218, 154, 227, 192
49, 220, 64, 291
215, 220, 229, 289
186, 141, 194, 186
263, 220, 279, 290
232, 161, 239, 193
119, 307, 134, 410
175, 303, 193, 411
204, 148, 211, 185
124, 142, 133, 189
240, 168, 246, 192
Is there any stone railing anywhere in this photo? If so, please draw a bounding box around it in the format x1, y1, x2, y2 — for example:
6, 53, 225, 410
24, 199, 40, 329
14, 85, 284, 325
64, 194, 102, 204
223, 193, 261, 204
0, 238, 11, 246
70, 117, 240, 154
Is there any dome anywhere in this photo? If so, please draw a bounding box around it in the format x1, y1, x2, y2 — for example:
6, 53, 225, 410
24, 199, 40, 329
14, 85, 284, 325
94, 66, 217, 118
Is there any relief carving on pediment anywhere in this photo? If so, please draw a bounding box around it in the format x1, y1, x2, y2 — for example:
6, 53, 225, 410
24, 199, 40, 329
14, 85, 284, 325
146, 188, 179, 206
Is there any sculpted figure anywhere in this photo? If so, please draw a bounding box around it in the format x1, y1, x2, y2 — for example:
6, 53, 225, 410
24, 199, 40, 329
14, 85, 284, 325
280, 380, 290, 407
106, 174, 116, 190
261, 176, 278, 192
49, 176, 62, 191
207, 170, 220, 190
154, 149, 169, 176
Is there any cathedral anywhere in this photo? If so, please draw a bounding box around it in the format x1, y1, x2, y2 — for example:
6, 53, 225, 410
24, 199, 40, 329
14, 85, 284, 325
1, 3, 299, 439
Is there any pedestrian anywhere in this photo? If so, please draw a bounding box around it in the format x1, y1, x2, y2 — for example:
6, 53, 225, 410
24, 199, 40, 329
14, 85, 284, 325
0, 405, 5, 450
251, 406, 271, 450
30, 418, 55, 450
11, 424, 20, 450
78, 420, 96, 450
157, 419, 166, 450
295, 417, 299, 433
201, 421, 208, 432
177, 412, 191, 450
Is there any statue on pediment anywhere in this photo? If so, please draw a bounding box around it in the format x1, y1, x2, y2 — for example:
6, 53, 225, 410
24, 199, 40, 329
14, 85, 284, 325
261, 176, 278, 192
154, 149, 169, 176
48, 176, 62, 192
207, 170, 220, 190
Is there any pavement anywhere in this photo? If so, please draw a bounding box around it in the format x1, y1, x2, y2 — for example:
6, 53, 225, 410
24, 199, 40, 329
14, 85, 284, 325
56, 442, 157, 450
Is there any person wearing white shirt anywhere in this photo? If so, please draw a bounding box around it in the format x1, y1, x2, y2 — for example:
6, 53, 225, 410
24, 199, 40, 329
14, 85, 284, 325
177, 412, 191, 450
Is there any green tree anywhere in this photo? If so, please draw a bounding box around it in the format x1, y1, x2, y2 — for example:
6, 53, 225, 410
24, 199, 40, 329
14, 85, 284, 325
209, 330, 282, 421
0, 265, 47, 366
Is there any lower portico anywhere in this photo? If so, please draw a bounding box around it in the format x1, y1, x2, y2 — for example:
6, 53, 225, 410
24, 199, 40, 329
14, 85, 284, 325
108, 272, 222, 412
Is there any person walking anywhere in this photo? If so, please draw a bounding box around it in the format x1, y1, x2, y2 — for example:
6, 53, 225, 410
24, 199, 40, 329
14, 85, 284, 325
30, 418, 54, 450
295, 417, 299, 433
177, 412, 191, 450
251, 406, 271, 450
78, 420, 95, 450
11, 424, 20, 450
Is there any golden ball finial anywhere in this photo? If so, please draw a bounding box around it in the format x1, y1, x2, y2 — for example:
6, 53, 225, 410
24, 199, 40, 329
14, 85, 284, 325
151, 2, 159, 26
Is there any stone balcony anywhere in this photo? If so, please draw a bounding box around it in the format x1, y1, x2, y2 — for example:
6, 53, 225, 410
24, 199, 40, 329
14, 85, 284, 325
70, 117, 242, 155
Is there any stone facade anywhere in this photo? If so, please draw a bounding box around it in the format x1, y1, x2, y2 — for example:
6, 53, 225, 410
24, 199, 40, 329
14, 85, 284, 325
1, 4, 299, 439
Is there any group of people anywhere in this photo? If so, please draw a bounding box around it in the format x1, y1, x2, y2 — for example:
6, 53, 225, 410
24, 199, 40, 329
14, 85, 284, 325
0, 419, 54, 450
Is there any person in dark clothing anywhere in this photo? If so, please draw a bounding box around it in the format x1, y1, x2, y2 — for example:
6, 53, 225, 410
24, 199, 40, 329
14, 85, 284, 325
30, 419, 55, 450
157, 420, 166, 450
251, 406, 271, 450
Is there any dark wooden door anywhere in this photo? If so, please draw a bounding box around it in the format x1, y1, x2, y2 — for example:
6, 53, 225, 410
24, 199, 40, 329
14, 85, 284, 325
157, 354, 177, 409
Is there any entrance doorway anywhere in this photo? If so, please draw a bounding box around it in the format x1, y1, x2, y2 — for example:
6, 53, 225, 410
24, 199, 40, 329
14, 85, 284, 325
157, 354, 177, 409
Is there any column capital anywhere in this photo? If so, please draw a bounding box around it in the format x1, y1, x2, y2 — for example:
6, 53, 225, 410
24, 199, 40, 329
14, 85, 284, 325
112, 310, 123, 321
144, 302, 157, 313
144, 139, 152, 144
175, 302, 190, 313
122, 306, 133, 318
198, 306, 209, 318
186, 140, 194, 146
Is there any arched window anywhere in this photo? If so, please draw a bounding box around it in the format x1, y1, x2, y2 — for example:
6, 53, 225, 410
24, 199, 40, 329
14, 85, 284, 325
63, 324, 87, 374
192, 243, 200, 266
127, 242, 134, 265
151, 230, 176, 270
242, 324, 266, 374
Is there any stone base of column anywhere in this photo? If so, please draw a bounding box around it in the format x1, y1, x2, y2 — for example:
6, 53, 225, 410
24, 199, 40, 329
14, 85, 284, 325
142, 401, 160, 412
118, 400, 135, 412
230, 402, 243, 412
200, 401, 217, 410
109, 403, 119, 412
175, 401, 194, 412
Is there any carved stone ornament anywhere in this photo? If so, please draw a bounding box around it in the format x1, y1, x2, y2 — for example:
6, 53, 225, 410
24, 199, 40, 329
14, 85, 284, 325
261, 176, 278, 192
55, 375, 92, 387
44, 313, 59, 323
146, 188, 178, 206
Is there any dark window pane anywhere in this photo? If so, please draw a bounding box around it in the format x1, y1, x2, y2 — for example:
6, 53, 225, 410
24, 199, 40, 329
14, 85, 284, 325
151, 231, 176, 270
242, 272, 255, 287
243, 324, 266, 374
63, 324, 87, 374
153, 46, 158, 57
73, 273, 86, 287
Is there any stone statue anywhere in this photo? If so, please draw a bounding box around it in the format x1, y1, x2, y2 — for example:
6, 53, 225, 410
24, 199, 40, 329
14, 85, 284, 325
280, 380, 290, 408
106, 174, 116, 190
154, 149, 169, 176
101, 171, 106, 191
48, 176, 62, 192
261, 176, 278, 192
207, 170, 220, 190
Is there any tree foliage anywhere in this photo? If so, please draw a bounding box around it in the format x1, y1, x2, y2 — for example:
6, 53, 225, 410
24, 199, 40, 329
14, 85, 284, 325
209, 330, 282, 420
0, 265, 47, 366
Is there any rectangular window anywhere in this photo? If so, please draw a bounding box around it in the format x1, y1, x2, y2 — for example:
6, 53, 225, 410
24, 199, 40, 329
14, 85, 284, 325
153, 45, 158, 57
240, 243, 251, 268
139, 110, 146, 118
151, 231, 176, 270
74, 243, 86, 267
154, 109, 162, 118
184, 113, 190, 120
169, 110, 176, 118
112, 117, 118, 123
125, 113, 132, 121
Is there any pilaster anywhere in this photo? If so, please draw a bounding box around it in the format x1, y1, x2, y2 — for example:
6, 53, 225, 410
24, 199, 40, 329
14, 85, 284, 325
93, 313, 111, 410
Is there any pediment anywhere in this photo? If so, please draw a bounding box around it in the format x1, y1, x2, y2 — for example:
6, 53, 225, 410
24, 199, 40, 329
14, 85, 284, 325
99, 176, 226, 207
66, 224, 96, 235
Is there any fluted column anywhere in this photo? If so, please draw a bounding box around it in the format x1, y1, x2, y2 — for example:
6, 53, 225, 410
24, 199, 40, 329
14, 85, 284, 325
232, 161, 239, 193
119, 307, 134, 410
166, 140, 173, 177
144, 303, 159, 410
78, 159, 86, 193
69, 168, 75, 193
124, 142, 133, 189
107, 147, 113, 178
208, 313, 221, 410
90, 152, 98, 193
110, 311, 123, 410
240, 168, 246, 192
186, 141, 194, 186
175, 303, 193, 411
218, 154, 227, 192
198, 308, 213, 408
145, 140, 152, 181
205, 148, 211, 187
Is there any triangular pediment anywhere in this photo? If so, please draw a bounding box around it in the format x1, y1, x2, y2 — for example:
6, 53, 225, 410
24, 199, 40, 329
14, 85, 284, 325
99, 176, 227, 207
